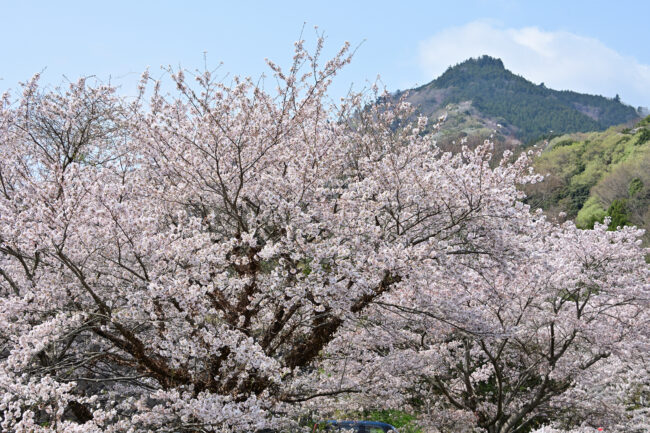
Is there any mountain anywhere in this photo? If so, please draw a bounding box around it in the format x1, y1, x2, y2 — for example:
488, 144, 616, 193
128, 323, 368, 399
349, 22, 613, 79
397, 56, 640, 144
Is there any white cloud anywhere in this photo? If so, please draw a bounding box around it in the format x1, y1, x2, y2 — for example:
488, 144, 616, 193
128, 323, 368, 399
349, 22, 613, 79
418, 21, 650, 108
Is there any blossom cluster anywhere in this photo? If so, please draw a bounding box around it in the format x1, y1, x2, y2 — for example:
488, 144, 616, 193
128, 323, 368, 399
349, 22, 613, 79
0, 40, 647, 433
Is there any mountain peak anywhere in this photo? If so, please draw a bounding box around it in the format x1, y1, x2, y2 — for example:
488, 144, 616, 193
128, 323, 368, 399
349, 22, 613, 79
459, 55, 505, 69
404, 57, 639, 143
429, 55, 513, 89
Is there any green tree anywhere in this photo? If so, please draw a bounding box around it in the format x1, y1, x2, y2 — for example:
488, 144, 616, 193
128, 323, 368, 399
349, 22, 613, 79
607, 198, 630, 230
637, 128, 650, 145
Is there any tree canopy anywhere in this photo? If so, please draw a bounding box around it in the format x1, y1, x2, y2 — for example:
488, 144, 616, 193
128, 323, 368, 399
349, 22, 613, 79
0, 43, 648, 433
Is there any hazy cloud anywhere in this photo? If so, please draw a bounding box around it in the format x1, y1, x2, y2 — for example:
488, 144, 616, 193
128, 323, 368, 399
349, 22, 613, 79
419, 21, 650, 108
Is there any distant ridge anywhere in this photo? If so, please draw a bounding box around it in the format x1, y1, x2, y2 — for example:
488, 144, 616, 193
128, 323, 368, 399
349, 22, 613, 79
398, 55, 640, 143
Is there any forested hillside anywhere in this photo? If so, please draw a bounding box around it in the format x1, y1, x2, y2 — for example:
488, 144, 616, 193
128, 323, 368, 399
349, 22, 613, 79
399, 56, 640, 143
525, 116, 650, 244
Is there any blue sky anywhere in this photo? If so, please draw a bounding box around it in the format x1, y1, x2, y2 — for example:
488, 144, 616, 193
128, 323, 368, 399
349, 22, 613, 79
2, 0, 649, 107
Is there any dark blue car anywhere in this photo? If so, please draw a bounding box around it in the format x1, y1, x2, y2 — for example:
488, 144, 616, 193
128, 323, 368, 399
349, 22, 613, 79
313, 420, 399, 432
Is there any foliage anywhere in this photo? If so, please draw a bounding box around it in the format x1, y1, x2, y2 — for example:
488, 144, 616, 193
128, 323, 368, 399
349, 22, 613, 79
364, 410, 421, 432
637, 114, 650, 127
628, 177, 644, 196
607, 199, 631, 230
335, 410, 423, 433
575, 196, 607, 229
525, 122, 650, 244
637, 128, 650, 145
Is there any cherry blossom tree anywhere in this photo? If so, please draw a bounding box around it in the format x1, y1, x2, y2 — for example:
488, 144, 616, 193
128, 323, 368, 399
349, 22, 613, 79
322, 218, 649, 433
0, 39, 648, 433
0, 39, 545, 432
